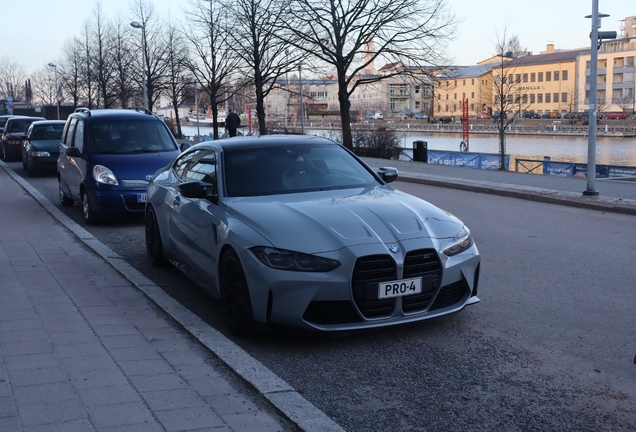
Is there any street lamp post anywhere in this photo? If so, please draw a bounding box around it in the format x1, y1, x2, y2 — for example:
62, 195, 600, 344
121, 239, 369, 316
130, 21, 147, 110
298, 63, 305, 134
48, 63, 60, 120
5, 81, 13, 115
285, 49, 289, 128
194, 78, 200, 139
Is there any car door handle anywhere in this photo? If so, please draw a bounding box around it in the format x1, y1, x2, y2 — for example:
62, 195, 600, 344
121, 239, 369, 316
173, 196, 181, 207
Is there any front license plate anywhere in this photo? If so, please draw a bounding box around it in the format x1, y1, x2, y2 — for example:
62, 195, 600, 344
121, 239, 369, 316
378, 277, 422, 299
137, 193, 147, 203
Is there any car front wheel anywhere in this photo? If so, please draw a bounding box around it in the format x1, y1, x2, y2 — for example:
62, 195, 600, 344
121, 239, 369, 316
145, 207, 168, 267
220, 249, 255, 337
82, 190, 99, 225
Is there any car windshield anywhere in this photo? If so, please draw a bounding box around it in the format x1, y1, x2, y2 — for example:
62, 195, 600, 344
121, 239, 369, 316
31, 124, 64, 140
88, 120, 176, 154
224, 143, 379, 197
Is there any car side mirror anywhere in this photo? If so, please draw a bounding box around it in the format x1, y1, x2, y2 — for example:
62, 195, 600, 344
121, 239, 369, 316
66, 147, 82, 157
378, 167, 398, 183
179, 181, 218, 204
180, 142, 191, 152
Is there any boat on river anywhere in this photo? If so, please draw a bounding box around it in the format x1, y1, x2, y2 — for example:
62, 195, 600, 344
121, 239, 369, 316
187, 107, 226, 127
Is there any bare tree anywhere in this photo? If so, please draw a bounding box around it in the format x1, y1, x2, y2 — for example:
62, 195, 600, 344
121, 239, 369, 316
81, 23, 97, 109
163, 23, 191, 138
30, 66, 57, 105
60, 38, 84, 107
185, 0, 243, 139
225, 0, 304, 135
89, 2, 117, 108
490, 27, 530, 170
280, 0, 455, 149
130, 0, 169, 111
0, 56, 28, 101
111, 15, 137, 108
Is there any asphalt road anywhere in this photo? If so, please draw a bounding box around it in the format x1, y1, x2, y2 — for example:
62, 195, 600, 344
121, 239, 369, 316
10, 161, 636, 431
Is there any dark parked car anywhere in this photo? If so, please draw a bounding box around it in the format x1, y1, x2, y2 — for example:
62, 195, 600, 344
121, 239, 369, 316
144, 135, 481, 335
57, 108, 181, 225
1, 116, 46, 161
0, 114, 28, 134
21, 120, 66, 176
521, 111, 536, 119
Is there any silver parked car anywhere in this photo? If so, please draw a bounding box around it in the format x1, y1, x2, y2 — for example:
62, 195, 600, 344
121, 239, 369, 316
145, 135, 480, 335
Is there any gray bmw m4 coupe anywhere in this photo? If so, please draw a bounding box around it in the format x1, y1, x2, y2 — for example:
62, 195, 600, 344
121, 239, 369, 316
145, 135, 480, 336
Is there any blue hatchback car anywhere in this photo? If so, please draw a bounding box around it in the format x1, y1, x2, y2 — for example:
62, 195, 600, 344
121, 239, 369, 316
57, 108, 181, 224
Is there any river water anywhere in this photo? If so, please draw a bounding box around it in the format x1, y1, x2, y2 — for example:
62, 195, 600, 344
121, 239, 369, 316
180, 125, 636, 168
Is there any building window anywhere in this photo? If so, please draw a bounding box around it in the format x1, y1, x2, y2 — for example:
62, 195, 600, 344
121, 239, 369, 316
562, 70, 568, 81
626, 56, 634, 67
445, 105, 449, 112
415, 86, 420, 94
415, 101, 421, 109
530, 94, 535, 103
522, 94, 528, 104
523, 73, 528, 83
562, 92, 568, 103
470, 103, 474, 111
613, 73, 623, 83
516, 74, 521, 83
545, 93, 551, 103
538, 93, 543, 103
454, 93, 457, 100
508, 74, 514, 83
463, 79, 466, 86
472, 79, 475, 85
553, 93, 559, 103
446, 94, 449, 100
546, 71, 551, 81
471, 92, 475, 98
462, 92, 466, 99
625, 72, 634, 82
530, 73, 536, 82
507, 95, 513, 104
437, 94, 441, 100
538, 72, 543, 82
554, 71, 560, 81
453, 104, 457, 111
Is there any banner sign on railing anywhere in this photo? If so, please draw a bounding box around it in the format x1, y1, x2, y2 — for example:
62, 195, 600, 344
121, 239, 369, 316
427, 150, 510, 170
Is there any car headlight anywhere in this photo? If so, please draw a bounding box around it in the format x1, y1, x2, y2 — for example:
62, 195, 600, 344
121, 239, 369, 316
251, 246, 340, 272
31, 151, 51, 157
93, 165, 119, 185
443, 227, 473, 256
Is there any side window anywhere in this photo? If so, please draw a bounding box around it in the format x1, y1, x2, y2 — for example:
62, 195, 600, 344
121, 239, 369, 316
183, 150, 216, 187
73, 120, 84, 151
60, 118, 77, 144
26, 124, 34, 139
173, 151, 196, 179
63, 118, 78, 146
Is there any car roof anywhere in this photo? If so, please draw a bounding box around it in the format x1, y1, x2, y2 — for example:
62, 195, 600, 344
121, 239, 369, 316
71, 108, 162, 123
31, 120, 66, 126
214, 134, 339, 152
6, 116, 45, 121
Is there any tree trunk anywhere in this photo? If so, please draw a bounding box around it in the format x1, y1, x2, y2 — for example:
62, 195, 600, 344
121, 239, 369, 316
338, 76, 353, 150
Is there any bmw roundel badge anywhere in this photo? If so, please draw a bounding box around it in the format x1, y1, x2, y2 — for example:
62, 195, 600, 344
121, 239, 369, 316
389, 245, 399, 253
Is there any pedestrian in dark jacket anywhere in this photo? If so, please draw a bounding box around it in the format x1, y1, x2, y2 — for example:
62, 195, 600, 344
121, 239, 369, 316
226, 109, 241, 137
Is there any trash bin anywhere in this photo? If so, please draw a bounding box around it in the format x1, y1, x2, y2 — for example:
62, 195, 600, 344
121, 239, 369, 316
413, 140, 427, 162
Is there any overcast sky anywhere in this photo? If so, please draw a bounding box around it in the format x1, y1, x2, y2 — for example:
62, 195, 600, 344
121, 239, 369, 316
6, 0, 633, 73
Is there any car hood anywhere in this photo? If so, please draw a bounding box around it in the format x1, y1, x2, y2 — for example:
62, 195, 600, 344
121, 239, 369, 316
29, 139, 61, 152
226, 186, 465, 253
91, 151, 180, 181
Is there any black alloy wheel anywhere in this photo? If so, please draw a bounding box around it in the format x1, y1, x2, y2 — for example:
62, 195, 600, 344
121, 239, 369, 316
220, 249, 255, 337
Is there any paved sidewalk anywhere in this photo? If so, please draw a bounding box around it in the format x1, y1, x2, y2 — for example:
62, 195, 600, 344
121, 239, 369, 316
0, 167, 301, 431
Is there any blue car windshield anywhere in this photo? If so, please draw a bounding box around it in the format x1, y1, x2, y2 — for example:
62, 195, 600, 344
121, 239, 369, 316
88, 120, 176, 154
224, 143, 379, 197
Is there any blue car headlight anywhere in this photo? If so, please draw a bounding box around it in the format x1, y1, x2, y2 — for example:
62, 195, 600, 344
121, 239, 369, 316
443, 227, 473, 257
93, 165, 119, 185
251, 247, 340, 272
